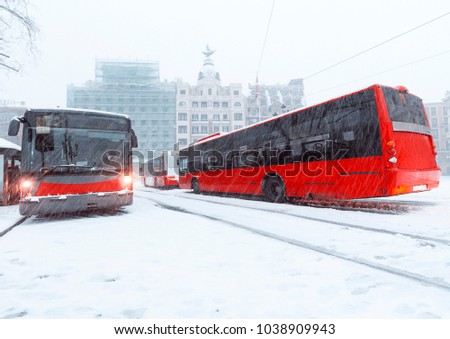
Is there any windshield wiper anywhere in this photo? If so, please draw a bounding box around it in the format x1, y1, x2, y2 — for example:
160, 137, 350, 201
90, 167, 121, 175
40, 164, 93, 176
40, 165, 121, 176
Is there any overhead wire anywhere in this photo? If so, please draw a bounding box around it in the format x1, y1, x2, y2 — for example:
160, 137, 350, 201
256, 0, 276, 77
304, 49, 450, 99
303, 11, 450, 80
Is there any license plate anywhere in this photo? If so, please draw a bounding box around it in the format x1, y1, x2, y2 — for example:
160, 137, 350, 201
413, 184, 427, 191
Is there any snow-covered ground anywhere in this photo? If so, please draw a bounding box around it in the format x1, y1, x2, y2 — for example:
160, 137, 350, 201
1, 177, 450, 318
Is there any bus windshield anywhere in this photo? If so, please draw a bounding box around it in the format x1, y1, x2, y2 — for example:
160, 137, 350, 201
21, 112, 130, 173
383, 87, 428, 126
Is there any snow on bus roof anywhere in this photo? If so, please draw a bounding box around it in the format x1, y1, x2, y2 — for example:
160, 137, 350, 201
0, 138, 20, 151
26, 108, 131, 120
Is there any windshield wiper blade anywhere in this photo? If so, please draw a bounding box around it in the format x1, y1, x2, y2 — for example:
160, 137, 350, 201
40, 164, 93, 175
40, 165, 121, 176
92, 167, 121, 175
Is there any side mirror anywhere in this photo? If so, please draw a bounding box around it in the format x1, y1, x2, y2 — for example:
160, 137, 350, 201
131, 129, 138, 148
8, 117, 21, 136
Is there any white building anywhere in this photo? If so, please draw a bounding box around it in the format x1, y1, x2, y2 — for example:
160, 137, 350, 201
176, 46, 246, 147
424, 91, 450, 175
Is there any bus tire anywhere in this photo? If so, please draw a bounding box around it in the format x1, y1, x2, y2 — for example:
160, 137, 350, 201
192, 178, 200, 194
262, 176, 286, 203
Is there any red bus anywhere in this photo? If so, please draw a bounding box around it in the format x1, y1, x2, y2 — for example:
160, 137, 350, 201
178, 84, 440, 202
8, 108, 138, 215
143, 151, 179, 189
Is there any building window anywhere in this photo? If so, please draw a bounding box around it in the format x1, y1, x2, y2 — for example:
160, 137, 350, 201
222, 126, 229, 132
431, 118, 437, 127
208, 88, 212, 95
192, 102, 198, 108
178, 101, 186, 107
201, 101, 207, 108
201, 114, 208, 121
222, 102, 229, 108
179, 138, 187, 146
213, 114, 220, 121
178, 125, 187, 133
178, 113, 187, 121
180, 89, 186, 95
201, 126, 208, 134
213, 126, 220, 132
234, 125, 243, 130
223, 114, 229, 120
213, 102, 220, 108
431, 107, 436, 115
192, 114, 199, 121
234, 113, 243, 121
233, 90, 239, 95
234, 102, 242, 107
192, 126, 199, 134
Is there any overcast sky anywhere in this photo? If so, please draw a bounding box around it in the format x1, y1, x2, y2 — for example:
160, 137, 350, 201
0, 0, 449, 107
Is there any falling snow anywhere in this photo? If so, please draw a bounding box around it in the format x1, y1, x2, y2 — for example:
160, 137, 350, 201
1, 177, 450, 318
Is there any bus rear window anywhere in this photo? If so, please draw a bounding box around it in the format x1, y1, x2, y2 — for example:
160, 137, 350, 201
383, 87, 428, 126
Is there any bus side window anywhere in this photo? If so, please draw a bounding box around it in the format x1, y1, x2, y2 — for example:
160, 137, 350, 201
225, 150, 239, 169
179, 157, 188, 174
240, 150, 259, 167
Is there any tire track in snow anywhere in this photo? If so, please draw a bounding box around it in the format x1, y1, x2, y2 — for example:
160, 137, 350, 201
135, 188, 450, 247
136, 193, 450, 292
0, 216, 30, 238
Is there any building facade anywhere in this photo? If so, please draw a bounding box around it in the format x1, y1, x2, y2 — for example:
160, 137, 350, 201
425, 92, 450, 175
67, 59, 176, 156
246, 79, 304, 125
176, 47, 246, 147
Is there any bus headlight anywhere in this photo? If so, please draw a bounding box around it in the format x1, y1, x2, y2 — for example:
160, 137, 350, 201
21, 179, 36, 197
121, 175, 133, 188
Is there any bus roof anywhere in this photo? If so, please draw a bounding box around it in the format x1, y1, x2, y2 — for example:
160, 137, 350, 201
0, 138, 21, 151
24, 108, 131, 121
183, 84, 413, 150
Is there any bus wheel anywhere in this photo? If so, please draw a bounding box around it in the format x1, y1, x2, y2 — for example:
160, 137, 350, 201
263, 176, 286, 203
192, 179, 200, 194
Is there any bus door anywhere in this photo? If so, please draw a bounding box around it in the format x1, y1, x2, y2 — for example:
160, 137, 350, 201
0, 152, 21, 205
0, 154, 4, 204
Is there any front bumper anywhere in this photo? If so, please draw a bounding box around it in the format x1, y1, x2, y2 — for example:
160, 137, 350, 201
19, 190, 133, 216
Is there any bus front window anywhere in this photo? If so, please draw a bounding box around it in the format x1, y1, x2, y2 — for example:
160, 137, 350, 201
27, 127, 127, 173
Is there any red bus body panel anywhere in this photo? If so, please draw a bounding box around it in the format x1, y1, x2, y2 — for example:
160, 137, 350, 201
179, 85, 440, 200
35, 178, 125, 196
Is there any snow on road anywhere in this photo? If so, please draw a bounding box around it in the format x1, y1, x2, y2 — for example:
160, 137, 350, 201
0, 178, 450, 318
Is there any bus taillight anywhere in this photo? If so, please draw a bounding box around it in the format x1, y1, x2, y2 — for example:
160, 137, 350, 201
386, 140, 398, 164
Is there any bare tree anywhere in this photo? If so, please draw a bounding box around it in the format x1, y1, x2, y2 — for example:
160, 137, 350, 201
0, 0, 38, 72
